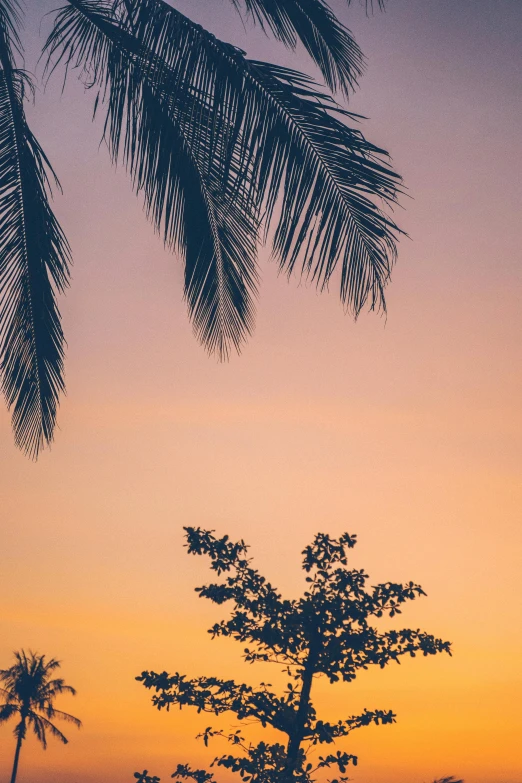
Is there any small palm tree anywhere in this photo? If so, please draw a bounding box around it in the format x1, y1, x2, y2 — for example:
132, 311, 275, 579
0, 650, 82, 783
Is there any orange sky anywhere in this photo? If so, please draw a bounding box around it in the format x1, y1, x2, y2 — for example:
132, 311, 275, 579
1, 1, 521, 782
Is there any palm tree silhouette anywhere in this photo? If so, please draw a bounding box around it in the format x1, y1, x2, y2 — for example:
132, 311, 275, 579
1, 0, 401, 457
0, 650, 82, 783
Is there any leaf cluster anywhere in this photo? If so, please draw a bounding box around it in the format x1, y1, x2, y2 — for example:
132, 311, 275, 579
0, 0, 71, 457
181, 528, 451, 681
136, 529, 451, 783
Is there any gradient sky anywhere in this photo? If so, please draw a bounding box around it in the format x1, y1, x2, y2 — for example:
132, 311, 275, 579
1, 1, 521, 782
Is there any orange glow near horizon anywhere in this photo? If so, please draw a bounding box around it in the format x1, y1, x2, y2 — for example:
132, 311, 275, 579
1, 1, 522, 782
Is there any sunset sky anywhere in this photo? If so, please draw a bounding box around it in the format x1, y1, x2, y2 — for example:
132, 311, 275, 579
1, 1, 521, 782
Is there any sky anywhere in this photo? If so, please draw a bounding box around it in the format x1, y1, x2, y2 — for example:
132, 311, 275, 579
1, 1, 521, 782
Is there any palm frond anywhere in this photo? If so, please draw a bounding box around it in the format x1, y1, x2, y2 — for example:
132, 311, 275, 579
244, 61, 401, 314
45, 0, 259, 359
46, 0, 401, 356
12, 715, 27, 739
43, 677, 77, 697
31, 712, 70, 745
0, 7, 71, 458
30, 713, 49, 748
229, 0, 364, 97
44, 706, 82, 727
36, 657, 61, 673
122, 0, 403, 314
348, 0, 387, 12
0, 702, 19, 722
0, 685, 14, 700
0, 0, 22, 55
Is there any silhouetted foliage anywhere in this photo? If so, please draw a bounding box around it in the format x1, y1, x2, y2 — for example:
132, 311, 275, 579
0, 650, 81, 783
431, 778, 464, 783
0, 0, 71, 458
135, 772, 161, 783
135, 528, 451, 782
1, 0, 401, 457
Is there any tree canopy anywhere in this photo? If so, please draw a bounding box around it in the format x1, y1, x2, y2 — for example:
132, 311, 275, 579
0, 650, 81, 783
136, 528, 451, 782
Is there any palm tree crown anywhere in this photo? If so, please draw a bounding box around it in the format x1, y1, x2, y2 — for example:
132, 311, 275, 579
0, 650, 82, 783
1, 0, 401, 457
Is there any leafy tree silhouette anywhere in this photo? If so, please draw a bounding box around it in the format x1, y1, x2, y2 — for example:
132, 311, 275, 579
135, 528, 452, 782
0, 650, 81, 783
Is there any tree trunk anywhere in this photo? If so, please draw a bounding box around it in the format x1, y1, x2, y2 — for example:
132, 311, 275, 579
284, 643, 320, 782
10, 724, 24, 783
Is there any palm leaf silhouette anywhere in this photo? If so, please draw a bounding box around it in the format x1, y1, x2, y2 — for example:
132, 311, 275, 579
45, 0, 401, 358
1, 0, 401, 454
46, 0, 260, 358
0, 0, 70, 457
229, 0, 365, 97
